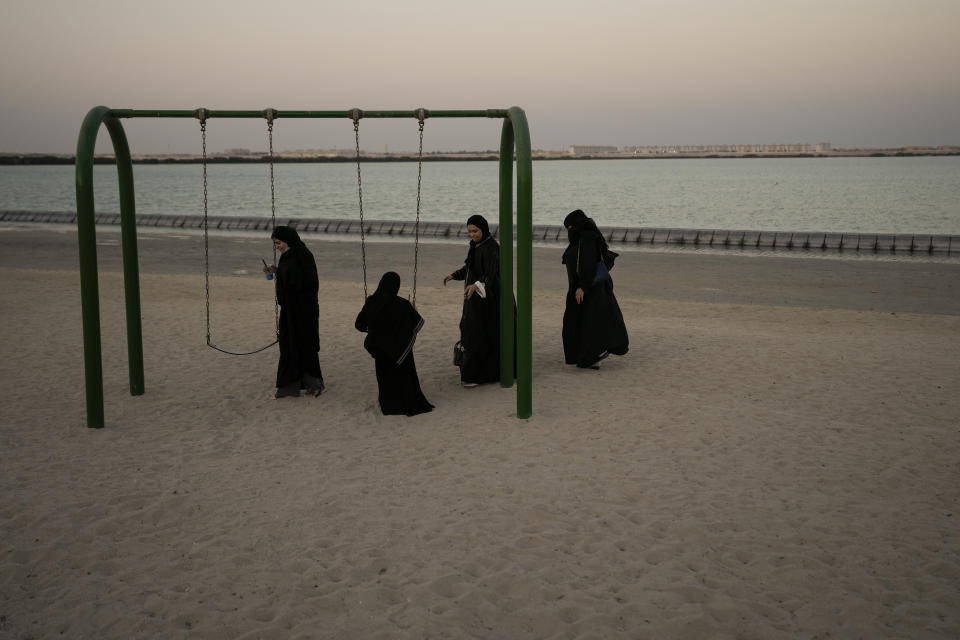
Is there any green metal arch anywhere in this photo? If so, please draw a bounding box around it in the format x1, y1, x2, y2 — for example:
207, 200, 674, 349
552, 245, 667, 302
500, 108, 533, 417
76, 106, 145, 429
75, 106, 532, 427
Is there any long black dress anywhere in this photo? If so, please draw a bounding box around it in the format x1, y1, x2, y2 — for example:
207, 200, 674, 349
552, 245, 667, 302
451, 234, 503, 385
561, 211, 629, 368
273, 226, 324, 395
355, 272, 434, 416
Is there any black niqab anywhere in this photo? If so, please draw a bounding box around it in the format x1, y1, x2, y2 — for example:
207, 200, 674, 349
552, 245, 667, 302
563, 208, 588, 230
562, 209, 609, 267
560, 209, 628, 367
563, 209, 602, 247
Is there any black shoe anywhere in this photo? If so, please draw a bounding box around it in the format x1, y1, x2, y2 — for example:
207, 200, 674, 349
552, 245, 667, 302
590, 350, 610, 369
302, 374, 325, 397
275, 383, 301, 398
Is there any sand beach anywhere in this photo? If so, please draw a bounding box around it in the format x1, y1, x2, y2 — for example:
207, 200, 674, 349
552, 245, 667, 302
1, 224, 958, 638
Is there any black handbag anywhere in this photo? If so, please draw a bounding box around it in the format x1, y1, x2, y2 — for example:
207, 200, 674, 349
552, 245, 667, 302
579, 241, 618, 285
593, 260, 610, 285
603, 248, 618, 270
453, 340, 465, 367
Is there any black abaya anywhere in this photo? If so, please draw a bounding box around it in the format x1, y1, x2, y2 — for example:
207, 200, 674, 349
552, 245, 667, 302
561, 211, 629, 367
273, 226, 324, 393
372, 353, 433, 416
451, 234, 503, 384
355, 272, 433, 416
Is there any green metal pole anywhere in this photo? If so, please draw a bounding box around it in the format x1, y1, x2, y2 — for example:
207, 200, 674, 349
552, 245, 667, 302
508, 107, 533, 419
76, 107, 110, 428
76, 107, 147, 428
498, 120, 515, 388
108, 109, 510, 120
104, 117, 145, 396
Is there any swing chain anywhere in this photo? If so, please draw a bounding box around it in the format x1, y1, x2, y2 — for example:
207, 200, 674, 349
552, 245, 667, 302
194, 108, 279, 356
267, 120, 276, 223
198, 114, 212, 345
265, 110, 279, 337
351, 107, 426, 304
412, 109, 428, 308
351, 109, 368, 298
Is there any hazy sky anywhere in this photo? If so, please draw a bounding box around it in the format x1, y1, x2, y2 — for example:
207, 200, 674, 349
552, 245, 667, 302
1, 0, 958, 154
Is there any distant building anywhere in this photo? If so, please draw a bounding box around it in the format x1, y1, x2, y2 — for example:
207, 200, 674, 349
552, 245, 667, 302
815, 142, 832, 153
568, 145, 619, 156
623, 143, 820, 155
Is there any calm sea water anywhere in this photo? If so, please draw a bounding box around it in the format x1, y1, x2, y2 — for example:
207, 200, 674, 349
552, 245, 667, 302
2, 156, 958, 234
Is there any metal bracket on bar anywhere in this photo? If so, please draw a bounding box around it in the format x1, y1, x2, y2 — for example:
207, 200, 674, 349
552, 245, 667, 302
193, 108, 210, 123
263, 108, 278, 122
349, 108, 364, 123
415, 108, 430, 122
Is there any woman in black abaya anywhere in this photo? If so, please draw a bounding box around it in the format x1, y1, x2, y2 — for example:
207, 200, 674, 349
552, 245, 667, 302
561, 209, 629, 368
269, 226, 325, 398
355, 272, 434, 416
443, 214, 504, 387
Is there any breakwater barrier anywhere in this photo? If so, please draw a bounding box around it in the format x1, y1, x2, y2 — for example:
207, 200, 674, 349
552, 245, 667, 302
3, 210, 958, 255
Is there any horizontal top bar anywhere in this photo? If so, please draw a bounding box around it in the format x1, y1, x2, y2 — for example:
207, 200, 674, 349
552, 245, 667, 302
108, 109, 511, 119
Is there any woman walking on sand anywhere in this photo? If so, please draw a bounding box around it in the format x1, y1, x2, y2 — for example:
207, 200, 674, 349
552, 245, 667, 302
561, 209, 629, 369
266, 226, 325, 398
443, 214, 505, 387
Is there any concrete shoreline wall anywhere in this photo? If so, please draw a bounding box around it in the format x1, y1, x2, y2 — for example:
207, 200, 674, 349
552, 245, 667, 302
3, 210, 958, 255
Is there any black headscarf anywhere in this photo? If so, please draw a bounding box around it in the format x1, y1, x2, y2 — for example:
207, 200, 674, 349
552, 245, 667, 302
366, 271, 401, 315
355, 272, 424, 364
464, 214, 494, 273
271, 225, 304, 248
563, 209, 588, 229
562, 209, 608, 265
467, 214, 491, 243
271, 224, 318, 306
563, 209, 600, 244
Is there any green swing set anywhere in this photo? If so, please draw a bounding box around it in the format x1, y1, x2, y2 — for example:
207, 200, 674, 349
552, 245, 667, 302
74, 106, 533, 428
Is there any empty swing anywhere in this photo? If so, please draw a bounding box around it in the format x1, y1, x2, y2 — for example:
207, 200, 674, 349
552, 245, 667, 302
350, 108, 428, 307
195, 107, 280, 356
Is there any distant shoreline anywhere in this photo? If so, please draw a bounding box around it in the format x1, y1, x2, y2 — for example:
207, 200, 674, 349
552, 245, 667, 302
2, 150, 958, 165
4, 210, 957, 257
